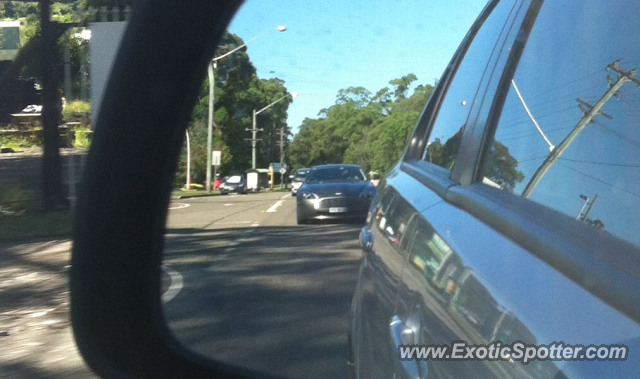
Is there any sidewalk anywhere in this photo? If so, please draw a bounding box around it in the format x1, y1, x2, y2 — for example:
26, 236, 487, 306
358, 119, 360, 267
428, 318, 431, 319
0, 239, 97, 378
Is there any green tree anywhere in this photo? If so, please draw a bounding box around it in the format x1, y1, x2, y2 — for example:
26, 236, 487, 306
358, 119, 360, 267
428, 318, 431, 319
389, 73, 418, 101
290, 74, 434, 174
176, 32, 294, 185
482, 141, 525, 192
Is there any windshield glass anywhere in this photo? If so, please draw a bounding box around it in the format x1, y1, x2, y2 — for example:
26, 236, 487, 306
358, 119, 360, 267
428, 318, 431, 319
305, 166, 366, 184
294, 169, 309, 179
226, 175, 242, 184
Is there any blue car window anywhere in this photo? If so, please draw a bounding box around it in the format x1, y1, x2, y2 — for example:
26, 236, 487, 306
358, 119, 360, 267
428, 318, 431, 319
424, 0, 518, 171
481, 0, 640, 248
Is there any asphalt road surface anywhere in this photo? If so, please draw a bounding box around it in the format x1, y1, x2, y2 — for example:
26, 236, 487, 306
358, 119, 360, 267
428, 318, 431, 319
162, 191, 363, 379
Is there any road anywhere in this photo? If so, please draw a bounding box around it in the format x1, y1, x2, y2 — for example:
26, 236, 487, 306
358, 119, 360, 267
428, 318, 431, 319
162, 191, 363, 379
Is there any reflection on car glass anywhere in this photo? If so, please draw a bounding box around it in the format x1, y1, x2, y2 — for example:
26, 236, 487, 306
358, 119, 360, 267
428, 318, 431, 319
481, 0, 640, 247
425, 0, 518, 171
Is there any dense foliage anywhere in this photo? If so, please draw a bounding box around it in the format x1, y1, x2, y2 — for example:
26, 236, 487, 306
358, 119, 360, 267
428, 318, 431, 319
289, 75, 434, 174
174, 32, 294, 186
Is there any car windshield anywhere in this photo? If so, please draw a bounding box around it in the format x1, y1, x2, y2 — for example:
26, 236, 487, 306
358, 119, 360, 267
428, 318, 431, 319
294, 170, 309, 179
305, 166, 366, 184
226, 175, 242, 184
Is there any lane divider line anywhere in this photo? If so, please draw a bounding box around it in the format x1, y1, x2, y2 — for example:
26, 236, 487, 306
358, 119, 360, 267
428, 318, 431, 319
266, 200, 284, 213
161, 265, 183, 304
168, 203, 190, 210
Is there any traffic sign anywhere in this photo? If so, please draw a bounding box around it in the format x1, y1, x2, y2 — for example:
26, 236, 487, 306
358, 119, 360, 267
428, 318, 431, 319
212, 150, 221, 166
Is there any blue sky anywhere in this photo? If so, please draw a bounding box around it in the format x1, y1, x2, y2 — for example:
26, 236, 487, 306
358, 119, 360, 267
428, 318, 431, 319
227, 0, 487, 133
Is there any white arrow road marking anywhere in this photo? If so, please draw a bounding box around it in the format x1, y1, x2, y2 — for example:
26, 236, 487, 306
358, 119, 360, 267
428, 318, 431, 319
267, 200, 284, 213
168, 203, 190, 210
161, 265, 183, 304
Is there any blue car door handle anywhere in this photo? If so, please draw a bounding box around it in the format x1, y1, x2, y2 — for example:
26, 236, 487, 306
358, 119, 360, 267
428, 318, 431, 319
390, 315, 428, 379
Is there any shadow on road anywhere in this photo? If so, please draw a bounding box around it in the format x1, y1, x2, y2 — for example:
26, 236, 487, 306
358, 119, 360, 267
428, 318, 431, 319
162, 225, 361, 379
0, 240, 96, 378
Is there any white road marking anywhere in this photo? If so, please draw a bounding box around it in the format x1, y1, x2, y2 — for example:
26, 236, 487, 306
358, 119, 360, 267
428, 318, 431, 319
224, 203, 234, 206
161, 265, 183, 304
267, 200, 284, 213
281, 194, 290, 200
168, 203, 190, 210
251, 223, 260, 227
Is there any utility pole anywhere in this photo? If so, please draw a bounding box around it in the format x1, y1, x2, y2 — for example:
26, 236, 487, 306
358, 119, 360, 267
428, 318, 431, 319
248, 92, 297, 169
582, 194, 598, 223
576, 194, 589, 220
247, 109, 264, 169
522, 61, 639, 198
40, 0, 65, 210
205, 26, 286, 192
279, 126, 285, 164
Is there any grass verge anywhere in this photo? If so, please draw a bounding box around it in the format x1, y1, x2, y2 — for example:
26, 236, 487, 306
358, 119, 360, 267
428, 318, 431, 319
171, 190, 221, 199
0, 211, 73, 242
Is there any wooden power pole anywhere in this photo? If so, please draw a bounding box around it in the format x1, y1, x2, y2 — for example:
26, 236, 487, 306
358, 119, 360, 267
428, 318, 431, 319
522, 61, 639, 198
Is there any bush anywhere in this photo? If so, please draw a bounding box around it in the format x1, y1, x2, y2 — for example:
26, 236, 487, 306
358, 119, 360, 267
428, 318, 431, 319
74, 127, 92, 150
0, 132, 42, 150
63, 101, 91, 121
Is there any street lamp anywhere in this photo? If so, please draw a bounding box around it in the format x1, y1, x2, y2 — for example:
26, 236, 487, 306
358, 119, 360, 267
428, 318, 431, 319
248, 92, 298, 169
205, 25, 287, 192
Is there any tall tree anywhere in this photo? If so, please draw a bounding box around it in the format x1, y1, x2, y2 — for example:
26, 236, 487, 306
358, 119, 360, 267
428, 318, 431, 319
176, 32, 293, 183
290, 74, 433, 174
388, 73, 418, 101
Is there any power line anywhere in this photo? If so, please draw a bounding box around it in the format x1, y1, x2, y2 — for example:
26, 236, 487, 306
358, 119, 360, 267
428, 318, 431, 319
499, 125, 572, 142
558, 162, 640, 199
559, 157, 640, 168
593, 121, 640, 150
500, 81, 607, 122
501, 68, 606, 112
522, 60, 636, 198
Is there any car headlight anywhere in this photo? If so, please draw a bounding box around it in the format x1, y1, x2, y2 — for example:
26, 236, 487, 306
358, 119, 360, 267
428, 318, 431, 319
302, 192, 319, 200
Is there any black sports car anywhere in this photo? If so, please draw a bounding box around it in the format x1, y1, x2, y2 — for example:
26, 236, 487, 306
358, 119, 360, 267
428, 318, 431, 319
295, 164, 375, 224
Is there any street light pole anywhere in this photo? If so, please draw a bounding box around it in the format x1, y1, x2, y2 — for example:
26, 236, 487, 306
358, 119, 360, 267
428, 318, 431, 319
249, 92, 298, 169
206, 61, 215, 191
251, 109, 260, 169
205, 25, 287, 192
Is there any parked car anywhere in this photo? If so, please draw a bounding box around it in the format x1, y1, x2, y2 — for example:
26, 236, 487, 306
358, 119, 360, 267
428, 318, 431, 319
290, 168, 310, 196
296, 164, 375, 224
219, 174, 247, 195
349, 1, 640, 378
